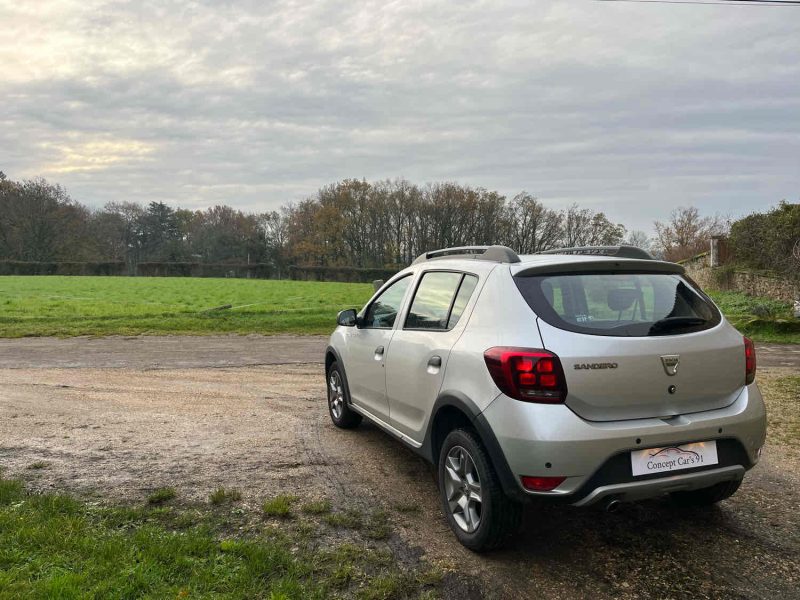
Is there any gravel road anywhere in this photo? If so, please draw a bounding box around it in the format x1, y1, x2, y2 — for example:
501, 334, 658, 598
1, 336, 798, 599
0, 335, 797, 369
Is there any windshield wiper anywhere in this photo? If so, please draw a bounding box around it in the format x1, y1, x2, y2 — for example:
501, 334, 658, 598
648, 316, 707, 335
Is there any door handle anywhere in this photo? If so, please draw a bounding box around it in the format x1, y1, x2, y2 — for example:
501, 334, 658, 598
428, 356, 442, 368
374, 346, 385, 361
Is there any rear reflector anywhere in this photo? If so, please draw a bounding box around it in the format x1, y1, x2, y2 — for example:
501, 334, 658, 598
520, 476, 566, 492
484, 347, 568, 403
744, 336, 756, 385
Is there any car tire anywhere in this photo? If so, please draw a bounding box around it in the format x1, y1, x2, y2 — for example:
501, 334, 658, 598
669, 479, 742, 507
327, 361, 362, 429
437, 428, 521, 552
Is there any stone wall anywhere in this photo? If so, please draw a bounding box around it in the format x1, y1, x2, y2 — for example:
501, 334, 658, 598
681, 253, 800, 303
681, 253, 713, 289
726, 270, 800, 303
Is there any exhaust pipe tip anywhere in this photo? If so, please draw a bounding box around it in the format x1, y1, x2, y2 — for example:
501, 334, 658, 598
604, 498, 621, 513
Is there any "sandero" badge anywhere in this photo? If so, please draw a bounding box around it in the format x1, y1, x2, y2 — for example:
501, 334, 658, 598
573, 362, 618, 370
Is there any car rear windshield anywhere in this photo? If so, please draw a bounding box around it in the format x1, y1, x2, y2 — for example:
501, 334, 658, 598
514, 272, 721, 337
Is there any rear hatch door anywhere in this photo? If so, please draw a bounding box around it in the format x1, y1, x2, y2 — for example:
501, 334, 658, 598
513, 263, 746, 422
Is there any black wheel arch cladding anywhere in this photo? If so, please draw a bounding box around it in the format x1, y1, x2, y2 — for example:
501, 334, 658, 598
423, 391, 526, 502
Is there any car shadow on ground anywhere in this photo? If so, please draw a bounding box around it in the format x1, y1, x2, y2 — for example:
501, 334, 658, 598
488, 487, 796, 598
352, 420, 797, 599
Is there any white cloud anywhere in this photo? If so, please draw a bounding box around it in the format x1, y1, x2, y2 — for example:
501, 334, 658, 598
0, 0, 798, 231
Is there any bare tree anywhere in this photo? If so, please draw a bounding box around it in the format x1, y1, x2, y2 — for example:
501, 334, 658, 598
506, 192, 562, 253
624, 229, 652, 252
258, 209, 290, 278
562, 204, 626, 247
102, 201, 146, 267
654, 206, 728, 262
0, 177, 88, 261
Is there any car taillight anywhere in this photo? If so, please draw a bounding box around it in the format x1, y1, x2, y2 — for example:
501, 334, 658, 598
744, 336, 756, 385
484, 347, 567, 403
520, 475, 566, 492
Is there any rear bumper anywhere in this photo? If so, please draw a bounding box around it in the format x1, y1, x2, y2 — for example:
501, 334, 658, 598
481, 382, 766, 504
573, 465, 745, 507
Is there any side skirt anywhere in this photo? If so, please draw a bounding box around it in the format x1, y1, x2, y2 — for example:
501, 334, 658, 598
349, 403, 424, 450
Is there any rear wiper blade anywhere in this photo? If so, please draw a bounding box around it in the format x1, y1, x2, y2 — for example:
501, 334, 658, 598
648, 316, 707, 334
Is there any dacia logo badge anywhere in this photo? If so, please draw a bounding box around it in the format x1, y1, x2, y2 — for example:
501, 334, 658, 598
661, 355, 680, 376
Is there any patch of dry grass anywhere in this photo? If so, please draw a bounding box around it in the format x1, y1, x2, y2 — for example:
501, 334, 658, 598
758, 368, 800, 451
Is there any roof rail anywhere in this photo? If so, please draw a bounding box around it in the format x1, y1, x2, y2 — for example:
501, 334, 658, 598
537, 245, 655, 260
412, 245, 521, 265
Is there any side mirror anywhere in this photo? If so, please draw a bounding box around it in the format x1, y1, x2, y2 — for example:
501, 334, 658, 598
337, 309, 358, 327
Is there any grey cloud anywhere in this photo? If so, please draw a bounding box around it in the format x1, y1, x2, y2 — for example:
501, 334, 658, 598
0, 0, 798, 232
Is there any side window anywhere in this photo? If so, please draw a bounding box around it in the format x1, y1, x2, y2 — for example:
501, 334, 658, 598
405, 272, 476, 331
447, 274, 478, 329
362, 276, 411, 329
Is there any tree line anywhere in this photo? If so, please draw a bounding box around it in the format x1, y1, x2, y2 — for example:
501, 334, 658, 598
2, 170, 792, 277
0, 173, 629, 273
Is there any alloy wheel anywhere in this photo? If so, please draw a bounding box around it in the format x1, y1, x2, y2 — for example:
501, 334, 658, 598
444, 445, 483, 533
328, 370, 345, 419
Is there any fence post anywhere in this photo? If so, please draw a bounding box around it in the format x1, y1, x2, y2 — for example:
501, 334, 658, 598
710, 236, 723, 268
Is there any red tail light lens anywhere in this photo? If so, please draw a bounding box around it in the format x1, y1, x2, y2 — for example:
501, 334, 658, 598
521, 476, 566, 492
744, 336, 756, 385
484, 347, 567, 403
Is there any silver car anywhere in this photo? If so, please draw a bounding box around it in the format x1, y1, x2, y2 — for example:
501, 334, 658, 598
325, 245, 766, 551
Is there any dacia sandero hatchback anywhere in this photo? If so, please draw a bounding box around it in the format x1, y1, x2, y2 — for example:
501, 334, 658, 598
325, 245, 766, 551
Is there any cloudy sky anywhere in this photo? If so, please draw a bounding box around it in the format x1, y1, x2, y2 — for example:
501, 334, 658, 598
1, 0, 798, 233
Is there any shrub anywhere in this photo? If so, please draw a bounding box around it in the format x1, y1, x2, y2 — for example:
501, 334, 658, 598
728, 201, 800, 279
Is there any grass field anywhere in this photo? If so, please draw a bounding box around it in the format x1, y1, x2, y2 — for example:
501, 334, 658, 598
707, 290, 800, 344
0, 276, 374, 338
0, 478, 441, 599
0, 276, 797, 342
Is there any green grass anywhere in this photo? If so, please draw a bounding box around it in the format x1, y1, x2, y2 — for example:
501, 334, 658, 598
707, 290, 800, 344
148, 487, 177, 505
0, 276, 373, 337
300, 499, 332, 515
2, 276, 796, 344
323, 508, 364, 530
0, 477, 441, 599
209, 487, 242, 505
262, 494, 299, 518
323, 508, 391, 540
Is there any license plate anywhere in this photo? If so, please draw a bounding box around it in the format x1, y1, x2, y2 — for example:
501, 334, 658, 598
631, 441, 718, 477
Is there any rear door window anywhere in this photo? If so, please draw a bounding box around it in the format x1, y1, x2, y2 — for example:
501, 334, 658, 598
405, 272, 478, 331
447, 275, 479, 329
514, 272, 720, 337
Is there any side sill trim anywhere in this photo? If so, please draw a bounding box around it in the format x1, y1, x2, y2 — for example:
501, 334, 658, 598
349, 404, 423, 449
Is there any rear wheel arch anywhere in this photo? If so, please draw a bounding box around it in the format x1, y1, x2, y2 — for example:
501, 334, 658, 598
424, 392, 526, 502
430, 404, 474, 464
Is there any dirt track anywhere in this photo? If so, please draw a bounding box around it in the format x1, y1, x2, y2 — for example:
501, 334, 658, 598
0, 335, 797, 369
1, 336, 799, 599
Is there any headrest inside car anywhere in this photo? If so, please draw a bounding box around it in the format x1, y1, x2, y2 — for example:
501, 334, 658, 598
607, 288, 638, 312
